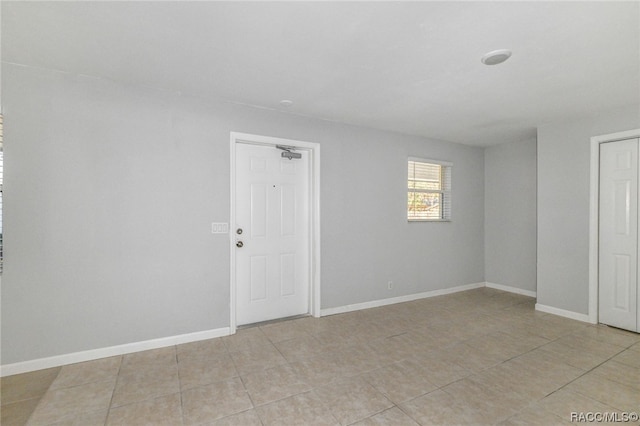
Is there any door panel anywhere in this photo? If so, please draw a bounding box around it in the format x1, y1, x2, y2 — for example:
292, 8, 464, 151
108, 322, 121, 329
599, 138, 639, 332
235, 143, 310, 325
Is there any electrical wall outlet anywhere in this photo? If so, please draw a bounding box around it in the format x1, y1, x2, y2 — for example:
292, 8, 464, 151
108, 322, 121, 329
211, 223, 229, 234
387, 281, 394, 290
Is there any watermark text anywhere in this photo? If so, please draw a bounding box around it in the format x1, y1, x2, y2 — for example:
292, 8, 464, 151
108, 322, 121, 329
570, 412, 639, 423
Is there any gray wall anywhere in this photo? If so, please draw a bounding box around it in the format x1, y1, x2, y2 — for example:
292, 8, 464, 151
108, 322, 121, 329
1, 63, 485, 364
484, 138, 537, 293
537, 105, 640, 315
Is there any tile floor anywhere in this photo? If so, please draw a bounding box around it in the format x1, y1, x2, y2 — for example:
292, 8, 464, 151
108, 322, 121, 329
2, 287, 639, 425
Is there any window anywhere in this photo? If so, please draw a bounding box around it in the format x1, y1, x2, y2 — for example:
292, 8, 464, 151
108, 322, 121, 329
408, 158, 451, 221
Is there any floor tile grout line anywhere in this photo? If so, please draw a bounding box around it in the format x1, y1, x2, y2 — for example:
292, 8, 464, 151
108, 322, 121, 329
175, 344, 187, 426
394, 400, 425, 426
534, 343, 635, 411
102, 354, 123, 426
236, 368, 257, 409
344, 404, 401, 426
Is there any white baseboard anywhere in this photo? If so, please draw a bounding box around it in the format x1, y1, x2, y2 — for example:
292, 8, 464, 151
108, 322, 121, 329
320, 282, 485, 317
535, 303, 591, 323
485, 282, 537, 298
0, 327, 231, 377
4, 283, 577, 376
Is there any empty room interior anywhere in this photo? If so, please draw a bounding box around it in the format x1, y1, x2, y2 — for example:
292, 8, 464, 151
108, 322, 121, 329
1, 1, 640, 425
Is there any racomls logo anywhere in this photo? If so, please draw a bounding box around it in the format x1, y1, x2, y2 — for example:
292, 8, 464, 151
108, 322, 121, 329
570, 412, 640, 423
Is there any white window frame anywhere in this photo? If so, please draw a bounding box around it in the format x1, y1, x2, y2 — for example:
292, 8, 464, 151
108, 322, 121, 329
407, 157, 452, 222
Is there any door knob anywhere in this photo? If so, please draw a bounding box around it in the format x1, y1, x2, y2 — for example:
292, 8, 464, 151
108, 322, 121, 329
236, 241, 244, 248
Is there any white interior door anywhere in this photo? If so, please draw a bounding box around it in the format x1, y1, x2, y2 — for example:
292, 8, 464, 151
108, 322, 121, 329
235, 143, 310, 326
599, 138, 639, 332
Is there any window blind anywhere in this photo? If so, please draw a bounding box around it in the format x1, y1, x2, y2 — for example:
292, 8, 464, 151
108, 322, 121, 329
408, 158, 451, 221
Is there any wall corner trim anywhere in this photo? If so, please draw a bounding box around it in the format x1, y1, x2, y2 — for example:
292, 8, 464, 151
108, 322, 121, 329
485, 282, 537, 298
0, 327, 231, 377
535, 303, 593, 323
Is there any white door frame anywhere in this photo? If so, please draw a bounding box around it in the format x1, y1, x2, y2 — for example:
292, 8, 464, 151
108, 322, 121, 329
229, 132, 321, 335
588, 128, 640, 324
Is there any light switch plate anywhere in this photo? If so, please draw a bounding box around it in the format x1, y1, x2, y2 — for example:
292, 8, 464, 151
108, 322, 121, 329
211, 223, 229, 234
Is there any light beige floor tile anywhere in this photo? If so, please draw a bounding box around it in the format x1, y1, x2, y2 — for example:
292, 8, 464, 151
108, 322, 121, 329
209, 409, 262, 426
314, 376, 393, 425
538, 341, 612, 371
312, 330, 364, 353
255, 391, 339, 426
553, 333, 627, 356
438, 342, 504, 373
523, 317, 588, 340
48, 409, 108, 426
464, 331, 548, 363
503, 332, 551, 353
442, 378, 530, 424
229, 343, 287, 375
352, 407, 419, 426
471, 353, 582, 401
290, 316, 335, 335
362, 360, 437, 404
119, 347, 177, 377
346, 321, 398, 343
468, 365, 551, 402
499, 405, 570, 426
537, 388, 619, 423
178, 353, 237, 391
106, 393, 182, 426
181, 377, 253, 425
274, 334, 327, 362
27, 379, 115, 426
509, 348, 585, 385
367, 332, 427, 364
612, 348, 640, 368
571, 325, 640, 348
371, 315, 415, 335
407, 351, 472, 387
8, 289, 640, 426
242, 364, 310, 407
590, 360, 640, 390
260, 320, 309, 343
177, 338, 228, 362
111, 369, 179, 407
452, 315, 507, 336
51, 356, 121, 390
321, 311, 364, 330
1, 398, 41, 426
289, 354, 345, 386
121, 346, 176, 366
415, 326, 473, 347
565, 373, 640, 411
399, 389, 480, 425
331, 344, 383, 376
222, 327, 272, 353
1, 368, 61, 405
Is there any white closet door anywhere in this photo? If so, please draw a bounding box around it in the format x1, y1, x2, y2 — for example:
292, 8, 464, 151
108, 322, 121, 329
599, 138, 639, 332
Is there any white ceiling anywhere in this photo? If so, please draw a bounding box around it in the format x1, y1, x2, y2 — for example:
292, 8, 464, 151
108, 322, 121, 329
2, 1, 639, 146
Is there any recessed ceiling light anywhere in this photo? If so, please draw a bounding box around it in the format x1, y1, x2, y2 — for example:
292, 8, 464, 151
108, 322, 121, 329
279, 100, 294, 107
481, 49, 512, 65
